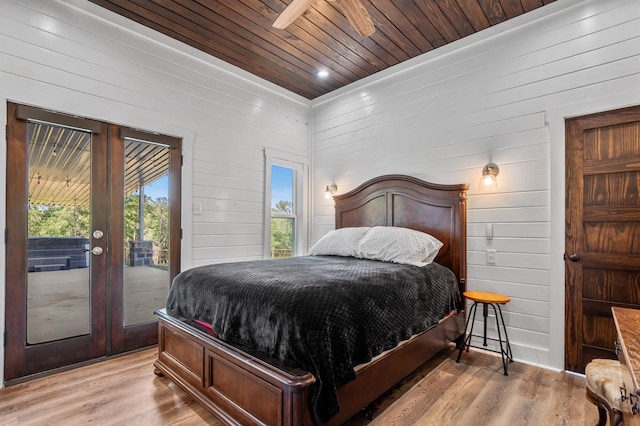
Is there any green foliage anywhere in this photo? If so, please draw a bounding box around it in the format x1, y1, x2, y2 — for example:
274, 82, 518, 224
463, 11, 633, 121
144, 196, 169, 251
28, 205, 90, 237
28, 193, 170, 255
123, 193, 169, 248
270, 200, 294, 258
124, 194, 142, 242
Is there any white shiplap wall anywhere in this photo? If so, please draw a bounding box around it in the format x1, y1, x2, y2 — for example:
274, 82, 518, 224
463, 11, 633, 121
1, 0, 639, 386
0, 0, 310, 384
311, 0, 640, 370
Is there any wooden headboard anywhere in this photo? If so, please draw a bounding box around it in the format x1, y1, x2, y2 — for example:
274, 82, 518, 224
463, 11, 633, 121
333, 174, 469, 289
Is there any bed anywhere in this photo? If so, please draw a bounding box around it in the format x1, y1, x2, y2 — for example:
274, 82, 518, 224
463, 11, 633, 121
154, 174, 468, 425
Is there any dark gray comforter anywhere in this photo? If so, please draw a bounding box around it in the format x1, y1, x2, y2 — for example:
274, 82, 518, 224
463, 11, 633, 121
166, 255, 460, 424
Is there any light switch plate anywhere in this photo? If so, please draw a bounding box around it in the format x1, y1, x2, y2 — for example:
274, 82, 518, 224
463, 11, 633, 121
486, 223, 493, 240
486, 249, 497, 265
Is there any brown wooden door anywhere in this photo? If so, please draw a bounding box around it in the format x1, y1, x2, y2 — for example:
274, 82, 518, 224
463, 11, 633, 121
5, 103, 181, 382
565, 105, 640, 373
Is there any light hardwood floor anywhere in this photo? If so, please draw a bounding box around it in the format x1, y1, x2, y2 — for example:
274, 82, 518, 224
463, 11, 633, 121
0, 347, 599, 425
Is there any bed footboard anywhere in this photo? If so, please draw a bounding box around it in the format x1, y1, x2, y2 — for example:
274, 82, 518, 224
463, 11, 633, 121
154, 309, 315, 425
327, 310, 465, 425
154, 309, 464, 425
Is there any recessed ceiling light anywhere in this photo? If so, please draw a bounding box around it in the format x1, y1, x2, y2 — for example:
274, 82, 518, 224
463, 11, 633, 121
316, 69, 329, 79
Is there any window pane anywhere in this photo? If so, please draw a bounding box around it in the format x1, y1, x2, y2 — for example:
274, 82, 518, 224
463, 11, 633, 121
271, 164, 295, 258
271, 165, 294, 212
123, 138, 171, 326
271, 217, 294, 258
26, 122, 92, 344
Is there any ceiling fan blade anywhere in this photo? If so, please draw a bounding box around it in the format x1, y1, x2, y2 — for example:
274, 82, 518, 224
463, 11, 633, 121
273, 0, 316, 29
338, 0, 375, 37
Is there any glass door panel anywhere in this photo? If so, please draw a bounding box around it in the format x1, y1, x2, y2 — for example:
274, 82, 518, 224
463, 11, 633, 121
5, 103, 180, 381
122, 138, 171, 327
26, 122, 92, 344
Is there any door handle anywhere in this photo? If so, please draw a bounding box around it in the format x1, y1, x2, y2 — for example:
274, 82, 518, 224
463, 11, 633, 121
566, 253, 580, 262
91, 246, 104, 256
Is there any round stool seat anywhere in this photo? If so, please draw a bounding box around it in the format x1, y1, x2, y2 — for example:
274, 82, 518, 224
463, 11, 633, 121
463, 291, 510, 304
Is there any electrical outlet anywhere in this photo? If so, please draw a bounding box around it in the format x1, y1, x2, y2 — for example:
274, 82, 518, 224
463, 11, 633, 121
486, 249, 497, 265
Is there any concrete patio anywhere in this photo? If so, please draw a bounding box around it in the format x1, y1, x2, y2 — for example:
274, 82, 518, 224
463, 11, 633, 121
27, 266, 169, 344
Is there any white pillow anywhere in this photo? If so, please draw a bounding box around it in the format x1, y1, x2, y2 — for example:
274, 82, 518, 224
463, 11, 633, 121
356, 226, 443, 267
308, 227, 371, 257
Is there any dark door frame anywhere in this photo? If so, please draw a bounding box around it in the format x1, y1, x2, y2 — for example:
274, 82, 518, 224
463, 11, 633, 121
4, 102, 182, 382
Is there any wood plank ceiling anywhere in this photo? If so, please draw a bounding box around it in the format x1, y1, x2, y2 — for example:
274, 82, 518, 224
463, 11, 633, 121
88, 0, 556, 100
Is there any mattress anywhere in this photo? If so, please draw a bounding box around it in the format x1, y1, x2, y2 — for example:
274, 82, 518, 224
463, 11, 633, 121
166, 255, 460, 424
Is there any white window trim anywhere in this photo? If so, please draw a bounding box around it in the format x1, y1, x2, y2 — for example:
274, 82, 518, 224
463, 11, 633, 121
264, 148, 309, 259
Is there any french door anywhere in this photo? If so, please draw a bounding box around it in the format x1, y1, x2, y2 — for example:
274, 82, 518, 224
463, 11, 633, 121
4, 103, 181, 382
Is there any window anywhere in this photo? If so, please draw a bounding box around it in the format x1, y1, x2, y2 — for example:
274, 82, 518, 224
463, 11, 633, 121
270, 165, 295, 258
264, 150, 307, 259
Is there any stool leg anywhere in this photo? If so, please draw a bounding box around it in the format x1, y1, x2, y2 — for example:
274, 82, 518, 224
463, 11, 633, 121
457, 301, 478, 363
495, 303, 513, 362
482, 302, 488, 347
489, 303, 513, 375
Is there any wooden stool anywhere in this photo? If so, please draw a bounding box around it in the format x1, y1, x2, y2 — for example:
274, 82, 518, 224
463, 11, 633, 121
456, 291, 513, 375
585, 359, 624, 426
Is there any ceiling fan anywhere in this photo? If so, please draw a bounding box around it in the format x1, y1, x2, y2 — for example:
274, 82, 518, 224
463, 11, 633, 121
273, 0, 376, 37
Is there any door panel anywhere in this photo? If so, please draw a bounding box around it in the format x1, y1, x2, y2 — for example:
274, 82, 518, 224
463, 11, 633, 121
5, 103, 181, 381
26, 123, 93, 344
565, 105, 640, 372
110, 127, 181, 353
122, 137, 171, 326
5, 103, 108, 380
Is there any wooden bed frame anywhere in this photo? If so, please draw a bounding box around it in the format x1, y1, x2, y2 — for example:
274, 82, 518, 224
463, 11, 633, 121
154, 174, 468, 425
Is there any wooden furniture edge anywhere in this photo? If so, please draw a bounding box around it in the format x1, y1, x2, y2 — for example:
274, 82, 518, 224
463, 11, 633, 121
155, 310, 316, 425
612, 307, 640, 424
334, 173, 468, 301
327, 311, 465, 425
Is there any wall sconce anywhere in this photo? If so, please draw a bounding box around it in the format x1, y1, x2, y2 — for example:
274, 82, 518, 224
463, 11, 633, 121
324, 184, 337, 199
480, 163, 499, 188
